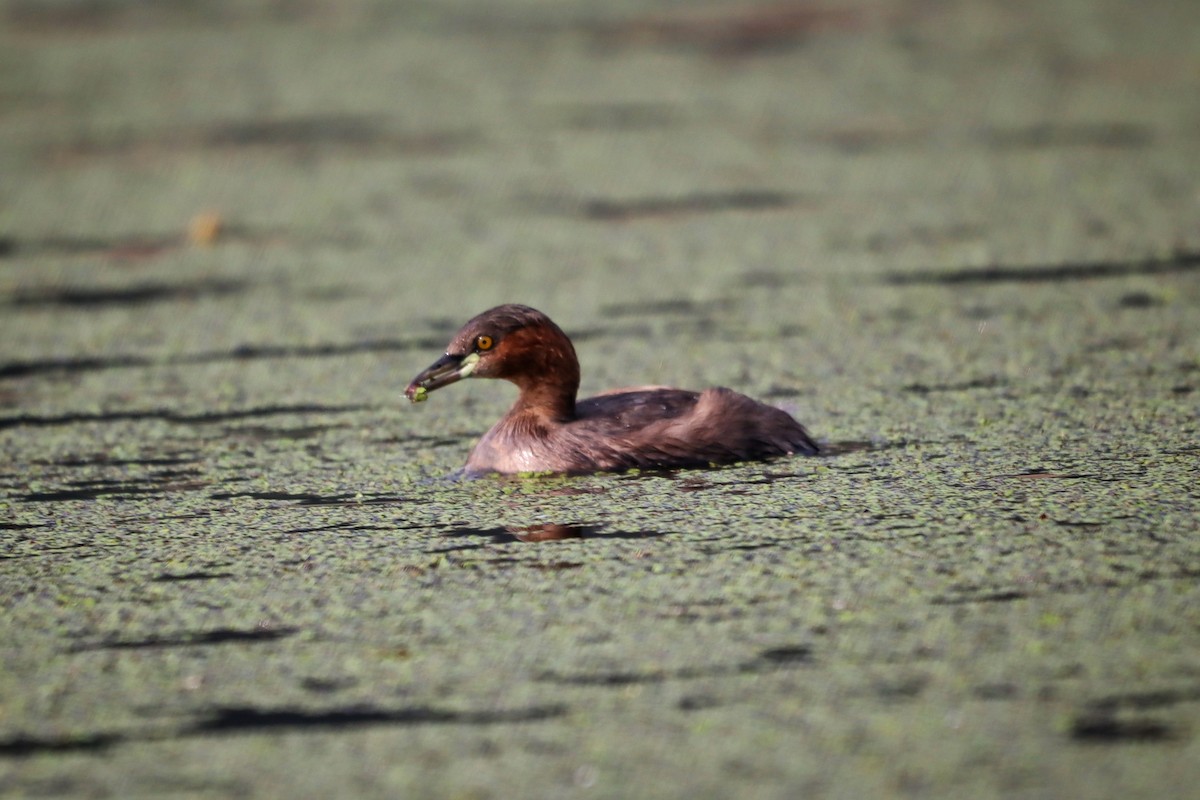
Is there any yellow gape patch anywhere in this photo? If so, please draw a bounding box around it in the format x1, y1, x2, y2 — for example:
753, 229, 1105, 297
459, 352, 481, 376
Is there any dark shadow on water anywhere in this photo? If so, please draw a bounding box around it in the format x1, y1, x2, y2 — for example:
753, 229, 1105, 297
0, 340, 442, 380
22, 485, 168, 502
932, 590, 1028, 606
69, 626, 299, 652
883, 250, 1200, 285
5, 279, 247, 308
0, 403, 373, 429
151, 571, 235, 582
223, 424, 341, 440
902, 377, 1003, 394
0, 703, 568, 758
438, 523, 668, 545
527, 190, 801, 221
20, 470, 208, 502
1070, 715, 1179, 743
0, 733, 121, 757
36, 454, 198, 468
300, 676, 359, 694
537, 644, 813, 686
210, 490, 408, 506
187, 702, 568, 734
36, 115, 478, 161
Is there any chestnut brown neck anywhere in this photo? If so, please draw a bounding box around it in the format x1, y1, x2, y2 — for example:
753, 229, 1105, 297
502, 325, 580, 421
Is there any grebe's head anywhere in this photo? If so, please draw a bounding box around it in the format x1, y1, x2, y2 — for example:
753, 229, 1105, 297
405, 304, 578, 402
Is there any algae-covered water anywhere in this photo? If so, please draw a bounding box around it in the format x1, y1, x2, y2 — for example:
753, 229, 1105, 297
2, 1, 1198, 797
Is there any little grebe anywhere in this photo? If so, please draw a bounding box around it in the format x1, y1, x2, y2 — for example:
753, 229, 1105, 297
404, 304, 818, 475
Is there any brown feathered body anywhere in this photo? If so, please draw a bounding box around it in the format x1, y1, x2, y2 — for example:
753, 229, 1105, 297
404, 304, 818, 475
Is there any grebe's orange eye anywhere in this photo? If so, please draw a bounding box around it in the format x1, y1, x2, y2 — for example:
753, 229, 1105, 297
475, 335, 494, 351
